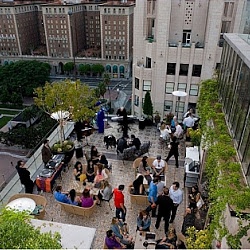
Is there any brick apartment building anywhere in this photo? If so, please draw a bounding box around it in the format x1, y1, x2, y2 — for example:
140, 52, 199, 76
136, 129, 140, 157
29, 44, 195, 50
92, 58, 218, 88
0, 0, 135, 78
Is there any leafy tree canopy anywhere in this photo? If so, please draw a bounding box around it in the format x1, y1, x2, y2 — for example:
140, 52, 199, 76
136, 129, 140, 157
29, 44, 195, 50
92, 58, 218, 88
63, 62, 74, 73
0, 208, 61, 249
0, 60, 51, 100
34, 79, 99, 122
91, 64, 104, 74
79, 64, 91, 74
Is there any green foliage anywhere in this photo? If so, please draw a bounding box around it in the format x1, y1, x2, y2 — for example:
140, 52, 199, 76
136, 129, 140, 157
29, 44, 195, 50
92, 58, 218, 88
63, 62, 74, 73
0, 208, 61, 249
143, 91, 153, 117
0, 60, 50, 102
79, 64, 91, 75
51, 140, 74, 153
188, 128, 202, 146
97, 82, 107, 98
186, 227, 212, 249
196, 78, 250, 248
91, 64, 104, 74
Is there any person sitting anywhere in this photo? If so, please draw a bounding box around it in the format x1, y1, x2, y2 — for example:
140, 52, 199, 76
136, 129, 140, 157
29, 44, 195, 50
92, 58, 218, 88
105, 230, 126, 249
54, 186, 69, 204
132, 175, 145, 195
90, 145, 100, 164
99, 154, 109, 169
160, 123, 171, 141
136, 210, 151, 231
81, 188, 94, 208
94, 163, 109, 188
138, 156, 153, 185
155, 228, 177, 249
110, 217, 134, 248
129, 134, 141, 150
86, 160, 95, 183
152, 155, 166, 177
117, 136, 128, 154
68, 189, 81, 206
99, 180, 113, 202
188, 185, 201, 211
181, 207, 195, 236
73, 161, 83, 181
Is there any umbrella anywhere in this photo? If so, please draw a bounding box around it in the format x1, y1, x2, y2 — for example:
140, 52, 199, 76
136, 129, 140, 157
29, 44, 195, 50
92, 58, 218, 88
50, 110, 70, 120
172, 91, 187, 97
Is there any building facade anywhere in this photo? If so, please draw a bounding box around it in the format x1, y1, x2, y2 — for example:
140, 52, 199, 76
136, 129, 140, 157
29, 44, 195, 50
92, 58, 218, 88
219, 33, 250, 184
132, 0, 246, 119
0, 0, 135, 79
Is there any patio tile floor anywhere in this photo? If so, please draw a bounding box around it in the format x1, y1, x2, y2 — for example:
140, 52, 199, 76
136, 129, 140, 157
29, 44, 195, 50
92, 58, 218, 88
41, 121, 187, 249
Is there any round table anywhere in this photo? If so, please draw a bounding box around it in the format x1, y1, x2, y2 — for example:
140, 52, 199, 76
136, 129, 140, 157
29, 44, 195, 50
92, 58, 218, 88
6, 197, 36, 213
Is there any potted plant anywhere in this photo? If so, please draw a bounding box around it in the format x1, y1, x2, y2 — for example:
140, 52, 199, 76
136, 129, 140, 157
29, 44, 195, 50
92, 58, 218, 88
164, 112, 174, 125
34, 79, 99, 159
188, 128, 202, 146
143, 91, 153, 126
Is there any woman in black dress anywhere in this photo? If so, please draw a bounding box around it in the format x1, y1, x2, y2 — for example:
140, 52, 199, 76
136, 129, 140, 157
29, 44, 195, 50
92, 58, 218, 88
90, 145, 100, 164
86, 160, 95, 183
73, 161, 83, 181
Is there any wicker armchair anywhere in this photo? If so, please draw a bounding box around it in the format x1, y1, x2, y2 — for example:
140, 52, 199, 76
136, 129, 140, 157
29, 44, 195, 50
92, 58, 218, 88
7, 193, 47, 219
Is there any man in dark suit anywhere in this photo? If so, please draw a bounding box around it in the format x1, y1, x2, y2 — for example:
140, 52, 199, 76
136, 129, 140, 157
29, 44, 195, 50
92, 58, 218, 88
155, 187, 174, 234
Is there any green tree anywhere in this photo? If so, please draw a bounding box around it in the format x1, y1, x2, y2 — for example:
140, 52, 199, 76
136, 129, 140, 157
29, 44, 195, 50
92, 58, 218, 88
103, 72, 111, 103
143, 91, 153, 117
0, 60, 50, 102
22, 105, 40, 127
34, 79, 98, 145
79, 64, 91, 75
63, 62, 74, 74
0, 208, 61, 249
97, 82, 107, 98
91, 64, 104, 76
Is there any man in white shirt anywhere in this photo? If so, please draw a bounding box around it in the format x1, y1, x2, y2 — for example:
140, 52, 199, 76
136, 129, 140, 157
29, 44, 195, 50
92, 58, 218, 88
183, 113, 195, 129
169, 181, 183, 223
152, 155, 166, 176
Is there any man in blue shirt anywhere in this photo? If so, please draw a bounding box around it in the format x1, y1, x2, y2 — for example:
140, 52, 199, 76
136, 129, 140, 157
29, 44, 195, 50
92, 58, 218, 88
146, 178, 158, 217
54, 185, 69, 204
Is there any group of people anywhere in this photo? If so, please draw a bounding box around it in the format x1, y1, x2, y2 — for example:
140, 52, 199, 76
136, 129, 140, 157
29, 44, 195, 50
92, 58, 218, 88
117, 134, 141, 154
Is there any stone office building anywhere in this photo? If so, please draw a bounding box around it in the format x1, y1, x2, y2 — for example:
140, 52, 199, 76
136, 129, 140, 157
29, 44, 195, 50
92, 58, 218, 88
132, 0, 246, 119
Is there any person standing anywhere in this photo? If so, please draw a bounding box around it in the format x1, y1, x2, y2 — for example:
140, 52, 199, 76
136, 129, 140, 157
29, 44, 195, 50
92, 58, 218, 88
169, 182, 183, 223
155, 187, 174, 234
15, 160, 34, 193
113, 184, 126, 221
41, 139, 53, 167
146, 178, 158, 217
165, 136, 179, 168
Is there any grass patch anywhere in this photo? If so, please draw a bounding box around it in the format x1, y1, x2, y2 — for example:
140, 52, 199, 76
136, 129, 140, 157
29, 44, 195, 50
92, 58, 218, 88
0, 116, 12, 129
0, 109, 20, 115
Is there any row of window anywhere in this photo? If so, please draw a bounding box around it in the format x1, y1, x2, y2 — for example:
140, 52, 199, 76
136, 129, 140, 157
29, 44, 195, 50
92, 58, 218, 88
167, 63, 202, 77
105, 55, 125, 60
104, 8, 126, 14
135, 78, 199, 96
104, 20, 126, 25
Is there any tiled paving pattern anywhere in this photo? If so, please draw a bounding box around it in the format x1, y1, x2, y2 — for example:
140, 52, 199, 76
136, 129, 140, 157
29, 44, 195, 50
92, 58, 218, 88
42, 121, 187, 249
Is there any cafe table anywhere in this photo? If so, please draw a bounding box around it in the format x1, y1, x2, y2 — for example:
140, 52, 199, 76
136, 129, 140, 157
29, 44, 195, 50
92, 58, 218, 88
72, 181, 100, 196
6, 197, 36, 213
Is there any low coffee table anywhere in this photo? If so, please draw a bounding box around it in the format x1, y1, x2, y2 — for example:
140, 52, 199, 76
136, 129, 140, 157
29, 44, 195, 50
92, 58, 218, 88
6, 197, 36, 213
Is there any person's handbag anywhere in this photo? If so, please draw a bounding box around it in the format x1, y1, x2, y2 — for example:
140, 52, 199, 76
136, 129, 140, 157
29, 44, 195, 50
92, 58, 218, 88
80, 173, 87, 182
196, 197, 205, 209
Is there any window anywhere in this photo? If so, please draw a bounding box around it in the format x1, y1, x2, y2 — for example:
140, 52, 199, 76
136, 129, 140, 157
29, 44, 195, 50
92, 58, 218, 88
192, 65, 202, 77
221, 21, 231, 33
134, 95, 139, 106
165, 82, 174, 94
179, 64, 189, 76
167, 63, 176, 75
182, 30, 191, 44
135, 77, 139, 90
189, 84, 199, 96
176, 101, 185, 113
164, 100, 173, 112
146, 57, 151, 68
178, 83, 187, 92
143, 80, 151, 91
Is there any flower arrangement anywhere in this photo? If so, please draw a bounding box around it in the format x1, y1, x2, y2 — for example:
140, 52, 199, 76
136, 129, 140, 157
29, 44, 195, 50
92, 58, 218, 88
188, 128, 202, 146
51, 140, 74, 153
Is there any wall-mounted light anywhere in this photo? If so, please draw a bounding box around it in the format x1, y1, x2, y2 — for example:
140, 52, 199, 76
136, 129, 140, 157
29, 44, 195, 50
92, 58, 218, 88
208, 54, 211, 60
160, 51, 163, 57
178, 0, 181, 6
